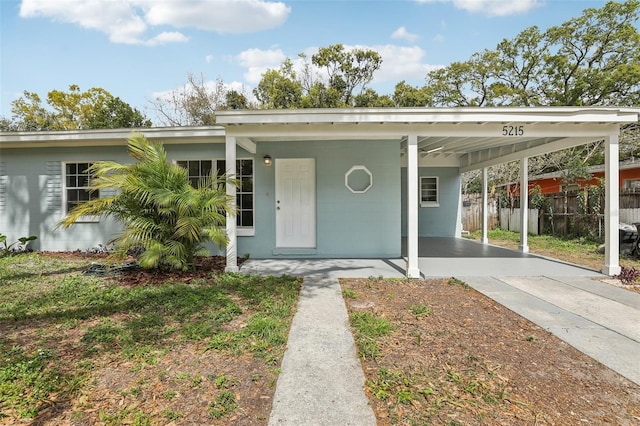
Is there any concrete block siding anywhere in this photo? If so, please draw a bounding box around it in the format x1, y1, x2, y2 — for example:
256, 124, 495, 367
0, 143, 244, 252
1, 139, 406, 258
238, 139, 402, 258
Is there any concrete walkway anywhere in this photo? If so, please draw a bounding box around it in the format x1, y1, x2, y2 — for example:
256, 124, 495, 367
239, 257, 640, 425
267, 276, 376, 426
241, 260, 405, 426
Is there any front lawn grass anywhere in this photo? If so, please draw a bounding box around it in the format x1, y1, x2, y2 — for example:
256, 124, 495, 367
469, 229, 640, 271
0, 252, 301, 424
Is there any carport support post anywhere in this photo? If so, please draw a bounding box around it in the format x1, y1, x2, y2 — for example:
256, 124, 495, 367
602, 133, 620, 276
481, 167, 489, 244
225, 135, 239, 273
406, 134, 421, 278
519, 157, 529, 253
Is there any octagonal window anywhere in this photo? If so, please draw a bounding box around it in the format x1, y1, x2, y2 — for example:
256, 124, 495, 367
345, 165, 373, 194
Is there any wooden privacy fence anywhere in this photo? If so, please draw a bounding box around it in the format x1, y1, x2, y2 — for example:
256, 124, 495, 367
461, 193, 498, 232
463, 189, 640, 238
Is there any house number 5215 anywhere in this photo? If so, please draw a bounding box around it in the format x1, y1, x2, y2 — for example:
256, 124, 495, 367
502, 125, 524, 136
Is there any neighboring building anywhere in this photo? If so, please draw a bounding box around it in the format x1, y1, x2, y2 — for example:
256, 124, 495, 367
1, 107, 637, 276
502, 160, 640, 195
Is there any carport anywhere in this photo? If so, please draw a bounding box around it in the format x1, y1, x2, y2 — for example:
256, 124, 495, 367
401, 237, 604, 277
217, 107, 640, 277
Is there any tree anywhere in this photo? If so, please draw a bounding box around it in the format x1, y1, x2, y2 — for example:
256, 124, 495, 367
59, 133, 236, 271
84, 96, 151, 129
353, 88, 394, 107
254, 44, 383, 109
6, 91, 54, 131
492, 26, 547, 106
7, 85, 151, 131
426, 1, 640, 108
392, 81, 432, 107
300, 82, 344, 108
253, 59, 303, 109
224, 90, 250, 110
150, 74, 222, 126
425, 50, 502, 107
435, 1, 640, 193
541, 0, 640, 106
311, 44, 382, 106
149, 73, 254, 125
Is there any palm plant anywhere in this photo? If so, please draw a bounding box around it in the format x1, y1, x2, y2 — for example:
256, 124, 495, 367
59, 133, 236, 271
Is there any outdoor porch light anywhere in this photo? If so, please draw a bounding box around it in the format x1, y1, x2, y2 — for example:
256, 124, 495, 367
263, 155, 272, 166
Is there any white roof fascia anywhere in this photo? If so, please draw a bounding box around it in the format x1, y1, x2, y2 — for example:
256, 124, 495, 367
221, 122, 624, 141
216, 107, 640, 125
0, 126, 226, 148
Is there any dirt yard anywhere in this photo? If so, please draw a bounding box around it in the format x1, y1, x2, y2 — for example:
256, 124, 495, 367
341, 277, 640, 425
3, 252, 639, 425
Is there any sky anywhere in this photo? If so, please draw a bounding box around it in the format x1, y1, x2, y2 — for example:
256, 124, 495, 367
0, 0, 617, 123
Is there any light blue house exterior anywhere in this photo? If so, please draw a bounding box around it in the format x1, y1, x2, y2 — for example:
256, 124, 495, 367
1, 107, 638, 277
0, 129, 405, 259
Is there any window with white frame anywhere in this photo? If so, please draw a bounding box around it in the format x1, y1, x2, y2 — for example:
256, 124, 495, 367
420, 176, 439, 207
176, 159, 213, 188
64, 162, 99, 214
176, 159, 254, 229
624, 179, 640, 190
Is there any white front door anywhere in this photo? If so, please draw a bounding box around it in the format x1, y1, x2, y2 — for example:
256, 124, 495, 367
275, 158, 316, 248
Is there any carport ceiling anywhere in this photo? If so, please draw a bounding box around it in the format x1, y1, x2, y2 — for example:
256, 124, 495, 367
216, 107, 640, 173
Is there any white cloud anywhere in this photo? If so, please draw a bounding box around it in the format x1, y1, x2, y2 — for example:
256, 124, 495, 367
415, 0, 543, 16
143, 0, 290, 33
369, 44, 443, 84
433, 34, 445, 42
205, 55, 214, 64
236, 48, 287, 84
391, 26, 419, 43
19, 0, 291, 45
147, 31, 189, 46
232, 44, 442, 93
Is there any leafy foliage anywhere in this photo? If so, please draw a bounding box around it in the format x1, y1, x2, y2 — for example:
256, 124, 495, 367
4, 84, 151, 131
0, 234, 37, 256
444, 1, 640, 193
58, 133, 235, 270
426, 1, 640, 108
311, 43, 382, 106
254, 59, 303, 109
615, 266, 640, 285
254, 43, 382, 109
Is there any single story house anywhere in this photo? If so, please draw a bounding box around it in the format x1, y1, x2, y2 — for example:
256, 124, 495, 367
1, 107, 638, 277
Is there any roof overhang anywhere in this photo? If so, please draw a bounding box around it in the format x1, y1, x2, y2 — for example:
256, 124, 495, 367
0, 126, 226, 149
1, 108, 637, 172
216, 107, 640, 172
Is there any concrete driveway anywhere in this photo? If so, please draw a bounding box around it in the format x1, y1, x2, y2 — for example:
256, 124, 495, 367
241, 237, 640, 386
